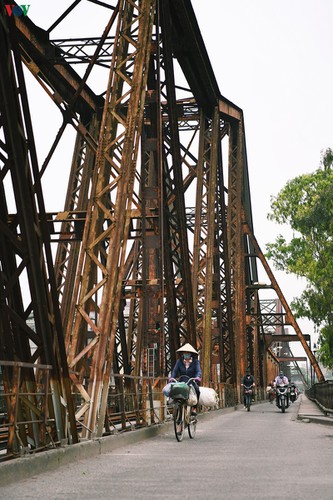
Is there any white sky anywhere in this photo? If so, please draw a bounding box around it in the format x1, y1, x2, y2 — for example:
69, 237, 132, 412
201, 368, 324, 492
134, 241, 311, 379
22, 0, 333, 357
192, 0, 333, 354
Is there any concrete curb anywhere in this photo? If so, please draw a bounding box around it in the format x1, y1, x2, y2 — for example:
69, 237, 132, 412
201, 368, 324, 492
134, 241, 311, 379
296, 397, 333, 427
297, 413, 333, 426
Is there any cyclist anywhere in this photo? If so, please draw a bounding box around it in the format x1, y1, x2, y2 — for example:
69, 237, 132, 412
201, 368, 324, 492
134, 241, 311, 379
170, 343, 201, 416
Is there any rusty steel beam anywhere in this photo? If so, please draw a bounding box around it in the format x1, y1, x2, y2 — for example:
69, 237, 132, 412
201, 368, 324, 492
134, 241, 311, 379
0, 8, 78, 454
243, 221, 325, 383
266, 334, 311, 346
160, 0, 197, 350
227, 120, 248, 391
192, 109, 219, 383
278, 357, 307, 362
62, 0, 157, 437
14, 13, 101, 116
191, 107, 235, 385
214, 141, 236, 385
54, 117, 100, 329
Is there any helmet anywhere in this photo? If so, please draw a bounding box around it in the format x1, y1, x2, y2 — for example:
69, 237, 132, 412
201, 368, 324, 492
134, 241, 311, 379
279, 371, 284, 377
246, 368, 251, 374
176, 343, 198, 354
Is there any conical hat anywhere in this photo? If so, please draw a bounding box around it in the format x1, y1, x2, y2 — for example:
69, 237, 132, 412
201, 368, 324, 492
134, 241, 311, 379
176, 343, 198, 354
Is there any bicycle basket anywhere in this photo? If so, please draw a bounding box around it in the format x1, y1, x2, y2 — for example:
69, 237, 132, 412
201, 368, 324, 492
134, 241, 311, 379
169, 382, 190, 401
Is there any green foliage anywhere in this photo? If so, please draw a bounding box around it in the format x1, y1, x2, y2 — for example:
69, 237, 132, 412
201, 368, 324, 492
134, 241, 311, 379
317, 325, 333, 370
266, 148, 333, 367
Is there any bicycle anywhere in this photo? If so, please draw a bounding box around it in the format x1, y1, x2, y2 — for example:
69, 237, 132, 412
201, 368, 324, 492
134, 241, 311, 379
169, 377, 198, 442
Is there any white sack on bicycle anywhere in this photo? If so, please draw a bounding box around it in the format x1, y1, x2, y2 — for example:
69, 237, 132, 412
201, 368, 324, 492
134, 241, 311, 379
187, 385, 198, 406
198, 387, 218, 407
162, 383, 172, 397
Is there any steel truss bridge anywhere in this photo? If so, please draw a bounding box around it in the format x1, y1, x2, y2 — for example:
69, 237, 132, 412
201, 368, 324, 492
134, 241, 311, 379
0, 0, 324, 458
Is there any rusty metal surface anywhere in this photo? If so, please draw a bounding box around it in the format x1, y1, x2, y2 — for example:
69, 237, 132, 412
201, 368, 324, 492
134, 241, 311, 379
0, 10, 78, 457
0, 0, 323, 459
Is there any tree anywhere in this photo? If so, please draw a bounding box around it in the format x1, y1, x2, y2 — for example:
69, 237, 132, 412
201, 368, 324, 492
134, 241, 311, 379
266, 148, 333, 368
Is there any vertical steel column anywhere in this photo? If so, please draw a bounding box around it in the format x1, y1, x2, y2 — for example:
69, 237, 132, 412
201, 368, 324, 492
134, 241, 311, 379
215, 130, 236, 385
62, 0, 156, 436
0, 8, 77, 448
227, 120, 247, 394
160, 0, 197, 349
251, 289, 262, 389
192, 108, 218, 383
125, 27, 165, 380
201, 108, 219, 384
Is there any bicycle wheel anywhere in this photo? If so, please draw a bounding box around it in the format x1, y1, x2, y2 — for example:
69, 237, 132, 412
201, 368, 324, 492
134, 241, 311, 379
173, 402, 185, 442
187, 406, 197, 439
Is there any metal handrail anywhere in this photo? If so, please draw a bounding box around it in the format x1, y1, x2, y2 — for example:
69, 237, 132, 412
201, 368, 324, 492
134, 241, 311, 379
306, 380, 333, 413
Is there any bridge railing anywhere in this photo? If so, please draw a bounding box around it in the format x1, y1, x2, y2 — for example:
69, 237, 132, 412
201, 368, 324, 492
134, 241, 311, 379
0, 369, 241, 460
102, 376, 238, 434
306, 380, 333, 414
0, 360, 53, 461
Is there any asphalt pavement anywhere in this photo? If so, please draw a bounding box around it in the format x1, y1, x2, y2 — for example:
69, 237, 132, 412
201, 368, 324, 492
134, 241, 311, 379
0, 394, 333, 500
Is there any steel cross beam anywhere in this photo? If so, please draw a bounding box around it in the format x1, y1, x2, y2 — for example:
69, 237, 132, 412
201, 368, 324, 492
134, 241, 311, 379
278, 357, 307, 362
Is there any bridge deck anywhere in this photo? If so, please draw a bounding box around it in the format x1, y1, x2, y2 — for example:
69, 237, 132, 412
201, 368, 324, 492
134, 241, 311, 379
1, 396, 333, 498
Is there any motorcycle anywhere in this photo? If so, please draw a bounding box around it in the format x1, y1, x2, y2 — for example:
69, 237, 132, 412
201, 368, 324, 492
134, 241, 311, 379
289, 384, 297, 403
275, 383, 290, 413
244, 385, 254, 412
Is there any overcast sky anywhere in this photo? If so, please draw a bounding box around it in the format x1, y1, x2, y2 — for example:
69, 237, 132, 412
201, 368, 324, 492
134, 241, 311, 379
24, 0, 333, 355
191, 0, 333, 352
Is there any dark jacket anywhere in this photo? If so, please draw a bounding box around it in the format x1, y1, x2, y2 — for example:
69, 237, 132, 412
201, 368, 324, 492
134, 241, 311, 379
171, 357, 201, 382
241, 374, 255, 389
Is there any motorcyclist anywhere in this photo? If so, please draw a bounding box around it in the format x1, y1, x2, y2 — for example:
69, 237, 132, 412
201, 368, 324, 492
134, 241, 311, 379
274, 371, 290, 409
241, 368, 255, 408
274, 370, 289, 386
289, 378, 298, 402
